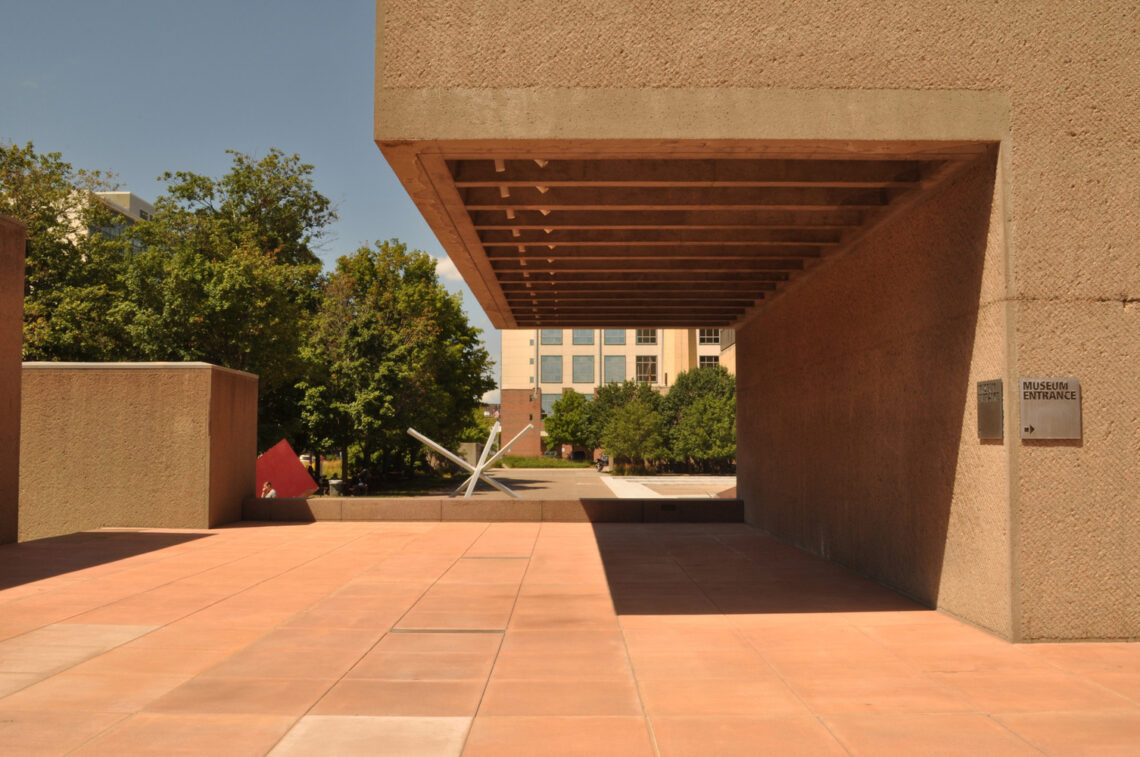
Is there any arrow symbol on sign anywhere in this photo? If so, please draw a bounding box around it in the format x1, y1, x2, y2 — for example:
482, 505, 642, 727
1024, 425, 1035, 433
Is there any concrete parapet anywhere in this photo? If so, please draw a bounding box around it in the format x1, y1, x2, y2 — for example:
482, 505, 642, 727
19, 363, 257, 540
242, 497, 744, 524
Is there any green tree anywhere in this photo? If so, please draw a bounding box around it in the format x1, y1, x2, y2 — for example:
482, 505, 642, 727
586, 380, 661, 450
1, 141, 128, 360
116, 148, 333, 447
300, 240, 494, 478
544, 388, 591, 448
672, 393, 736, 472
660, 365, 736, 469
602, 398, 667, 470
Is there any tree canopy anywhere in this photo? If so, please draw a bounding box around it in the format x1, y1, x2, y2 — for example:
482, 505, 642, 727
543, 389, 591, 448
543, 369, 737, 473
298, 240, 494, 475
3, 143, 496, 475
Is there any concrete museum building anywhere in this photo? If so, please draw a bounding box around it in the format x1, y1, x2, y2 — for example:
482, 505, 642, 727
373, 1, 1138, 642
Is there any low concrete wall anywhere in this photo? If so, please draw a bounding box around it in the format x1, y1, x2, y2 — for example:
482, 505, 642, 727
19, 363, 257, 540
243, 497, 744, 523
0, 217, 25, 545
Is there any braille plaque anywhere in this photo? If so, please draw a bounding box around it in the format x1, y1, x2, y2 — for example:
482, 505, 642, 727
977, 379, 1003, 439
1019, 377, 1081, 439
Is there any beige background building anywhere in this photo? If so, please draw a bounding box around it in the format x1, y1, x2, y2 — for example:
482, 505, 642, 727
375, 1, 1138, 641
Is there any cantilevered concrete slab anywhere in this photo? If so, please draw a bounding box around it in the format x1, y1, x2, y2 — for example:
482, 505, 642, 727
375, 88, 1004, 329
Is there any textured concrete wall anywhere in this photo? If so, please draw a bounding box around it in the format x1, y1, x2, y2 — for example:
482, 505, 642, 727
0, 217, 25, 544
19, 363, 257, 540
737, 154, 1012, 636
376, 1, 1139, 639
208, 367, 259, 527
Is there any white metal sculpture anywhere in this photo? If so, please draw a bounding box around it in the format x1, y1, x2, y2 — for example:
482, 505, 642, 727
407, 421, 533, 498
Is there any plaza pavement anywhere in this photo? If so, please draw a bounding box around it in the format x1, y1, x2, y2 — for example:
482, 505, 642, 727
1, 521, 1137, 755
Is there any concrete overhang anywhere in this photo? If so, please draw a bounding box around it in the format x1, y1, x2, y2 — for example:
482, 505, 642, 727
375, 88, 1006, 329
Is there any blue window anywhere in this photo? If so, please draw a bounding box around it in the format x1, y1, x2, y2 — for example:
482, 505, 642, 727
604, 355, 626, 383
540, 329, 562, 345
541, 393, 561, 418
603, 329, 626, 345
572, 329, 594, 345
572, 355, 594, 384
540, 355, 562, 383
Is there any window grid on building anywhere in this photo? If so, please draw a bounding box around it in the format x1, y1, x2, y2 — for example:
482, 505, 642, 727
572, 355, 595, 384
540, 393, 560, 418
604, 355, 626, 383
540, 329, 562, 345
540, 355, 562, 383
635, 355, 658, 384
699, 355, 720, 368
603, 329, 626, 345
571, 329, 594, 345
635, 329, 657, 345
698, 329, 721, 345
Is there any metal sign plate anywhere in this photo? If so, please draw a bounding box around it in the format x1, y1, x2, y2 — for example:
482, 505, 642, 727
1019, 377, 1081, 439
977, 379, 1003, 439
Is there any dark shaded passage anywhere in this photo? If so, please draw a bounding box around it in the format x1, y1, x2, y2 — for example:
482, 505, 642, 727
594, 522, 923, 616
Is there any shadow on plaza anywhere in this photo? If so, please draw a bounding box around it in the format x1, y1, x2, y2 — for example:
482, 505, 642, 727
593, 522, 926, 615
0, 530, 211, 590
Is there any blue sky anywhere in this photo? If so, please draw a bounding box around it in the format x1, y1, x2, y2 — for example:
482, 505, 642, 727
0, 0, 502, 391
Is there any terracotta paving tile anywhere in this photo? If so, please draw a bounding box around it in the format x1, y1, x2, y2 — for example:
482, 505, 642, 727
783, 672, 975, 714
628, 649, 774, 680
145, 676, 336, 716
1087, 671, 1140, 704
1028, 641, 1140, 674
823, 713, 1044, 756
68, 644, 234, 677
246, 626, 382, 653
758, 647, 918, 679
650, 715, 847, 756
638, 677, 810, 716
929, 669, 1137, 712
395, 610, 514, 632
490, 650, 634, 680
508, 610, 620, 631
0, 709, 127, 757
622, 626, 752, 652
374, 631, 502, 655
0, 672, 190, 712
0, 672, 42, 698
269, 715, 471, 757
437, 558, 529, 585
2, 523, 1137, 754
313, 678, 485, 716
478, 678, 642, 716
200, 643, 367, 679
0, 643, 106, 675
995, 710, 1140, 755
349, 651, 496, 680
127, 623, 266, 651
499, 629, 627, 655
71, 712, 297, 756
463, 715, 654, 756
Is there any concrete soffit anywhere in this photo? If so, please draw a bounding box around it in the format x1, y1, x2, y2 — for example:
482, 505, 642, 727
375, 88, 1009, 330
